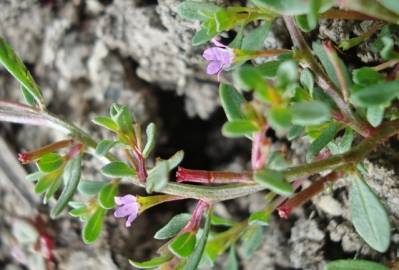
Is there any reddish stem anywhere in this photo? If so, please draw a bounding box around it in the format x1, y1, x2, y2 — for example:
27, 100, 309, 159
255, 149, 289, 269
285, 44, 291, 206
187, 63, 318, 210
176, 167, 254, 184
277, 171, 343, 219
133, 148, 147, 183
251, 126, 270, 170
183, 200, 210, 232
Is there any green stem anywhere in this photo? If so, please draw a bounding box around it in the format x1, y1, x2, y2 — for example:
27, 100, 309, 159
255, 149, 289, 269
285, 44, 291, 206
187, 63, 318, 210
1, 100, 399, 202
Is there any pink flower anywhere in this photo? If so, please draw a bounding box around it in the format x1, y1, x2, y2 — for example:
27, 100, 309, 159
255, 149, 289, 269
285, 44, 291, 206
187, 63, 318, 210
202, 38, 234, 80
114, 194, 140, 227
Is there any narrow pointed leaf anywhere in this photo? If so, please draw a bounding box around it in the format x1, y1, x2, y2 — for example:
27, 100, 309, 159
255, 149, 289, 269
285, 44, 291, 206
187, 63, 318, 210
306, 122, 338, 162
51, 156, 82, 218
129, 253, 174, 269
185, 209, 212, 270
143, 122, 157, 158
326, 259, 389, 270
0, 37, 44, 107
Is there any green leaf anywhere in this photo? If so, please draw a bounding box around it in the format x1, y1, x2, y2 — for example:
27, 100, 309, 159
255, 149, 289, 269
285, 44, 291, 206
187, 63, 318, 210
234, 65, 265, 92
306, 122, 338, 162
352, 67, 383, 86
167, 150, 185, 169
95, 139, 117, 156
241, 22, 271, 51
37, 153, 64, 173
192, 26, 215, 46
50, 156, 82, 218
98, 182, 119, 209
146, 160, 169, 193
176, 1, 222, 21
249, 211, 270, 226
287, 125, 304, 140
367, 106, 384, 127
276, 60, 298, 88
351, 81, 399, 107
300, 68, 314, 96
254, 169, 292, 196
219, 84, 245, 121
69, 206, 88, 218
184, 209, 212, 270
169, 232, 197, 258
110, 104, 135, 136
82, 206, 106, 244
380, 36, 399, 60
155, 213, 191, 240
78, 180, 107, 196
26, 171, 43, 182
20, 85, 36, 106
326, 259, 389, 270
223, 248, 238, 270
100, 161, 136, 178
0, 37, 44, 107
35, 169, 63, 194
44, 176, 63, 204
210, 214, 235, 227
268, 107, 293, 131
222, 120, 260, 138
313, 42, 340, 88
350, 174, 391, 252
242, 225, 263, 258
256, 60, 281, 78
92, 116, 118, 132
129, 253, 174, 269
291, 101, 330, 126
142, 122, 157, 158
377, 0, 399, 15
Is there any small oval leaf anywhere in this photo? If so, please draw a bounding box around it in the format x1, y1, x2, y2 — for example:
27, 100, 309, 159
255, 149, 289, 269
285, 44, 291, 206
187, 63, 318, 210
154, 213, 191, 240
100, 161, 136, 178
350, 175, 391, 252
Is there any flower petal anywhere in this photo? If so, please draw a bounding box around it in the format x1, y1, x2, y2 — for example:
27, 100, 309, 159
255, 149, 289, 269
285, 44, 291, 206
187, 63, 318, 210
125, 211, 138, 227
115, 194, 136, 206
114, 203, 138, 218
206, 61, 223, 75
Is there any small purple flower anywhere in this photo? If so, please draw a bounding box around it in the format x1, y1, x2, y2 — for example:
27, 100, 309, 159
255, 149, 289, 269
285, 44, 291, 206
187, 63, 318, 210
114, 194, 140, 227
202, 38, 234, 80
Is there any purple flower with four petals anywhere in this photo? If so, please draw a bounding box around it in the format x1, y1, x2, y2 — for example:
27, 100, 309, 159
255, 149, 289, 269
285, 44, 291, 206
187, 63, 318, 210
114, 194, 140, 227
202, 38, 234, 80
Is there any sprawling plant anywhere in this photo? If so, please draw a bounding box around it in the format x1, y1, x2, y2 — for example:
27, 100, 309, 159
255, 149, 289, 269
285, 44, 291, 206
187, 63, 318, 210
2, 0, 399, 269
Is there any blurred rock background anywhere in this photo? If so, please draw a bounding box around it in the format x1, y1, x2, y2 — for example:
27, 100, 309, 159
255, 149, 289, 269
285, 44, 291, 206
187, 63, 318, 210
0, 1, 399, 270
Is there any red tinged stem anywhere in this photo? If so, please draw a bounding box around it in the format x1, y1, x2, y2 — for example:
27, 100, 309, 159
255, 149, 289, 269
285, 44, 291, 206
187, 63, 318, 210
251, 126, 270, 170
176, 167, 254, 184
277, 171, 343, 219
133, 148, 147, 183
18, 139, 74, 163
183, 200, 210, 232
